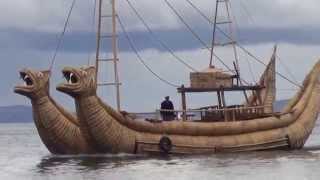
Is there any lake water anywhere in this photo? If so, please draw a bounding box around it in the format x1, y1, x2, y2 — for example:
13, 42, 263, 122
1, 123, 320, 180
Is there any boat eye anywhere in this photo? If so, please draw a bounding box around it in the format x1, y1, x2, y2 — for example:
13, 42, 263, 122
70, 73, 78, 84
23, 75, 33, 86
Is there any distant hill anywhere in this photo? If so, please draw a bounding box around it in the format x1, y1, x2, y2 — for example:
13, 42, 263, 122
0, 100, 289, 123
0, 105, 32, 123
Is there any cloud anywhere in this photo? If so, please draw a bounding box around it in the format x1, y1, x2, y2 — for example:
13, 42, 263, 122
2, 0, 320, 112
0, 0, 95, 32
2, 0, 320, 33
4, 42, 320, 111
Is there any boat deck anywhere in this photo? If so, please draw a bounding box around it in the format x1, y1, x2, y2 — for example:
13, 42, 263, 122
131, 105, 276, 122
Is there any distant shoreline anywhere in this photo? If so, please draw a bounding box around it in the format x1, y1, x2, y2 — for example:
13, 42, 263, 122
0, 121, 33, 124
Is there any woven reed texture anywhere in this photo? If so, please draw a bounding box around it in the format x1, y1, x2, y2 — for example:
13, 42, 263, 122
64, 60, 320, 153
190, 69, 233, 89
14, 69, 94, 154
246, 54, 276, 113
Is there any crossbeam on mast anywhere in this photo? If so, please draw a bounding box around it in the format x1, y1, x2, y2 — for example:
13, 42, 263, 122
209, 0, 240, 76
95, 0, 121, 111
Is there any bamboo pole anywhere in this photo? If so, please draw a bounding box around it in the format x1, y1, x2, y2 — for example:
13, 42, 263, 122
111, 0, 121, 111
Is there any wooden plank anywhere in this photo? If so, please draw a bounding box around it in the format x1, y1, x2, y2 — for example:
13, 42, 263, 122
217, 91, 222, 109
177, 85, 264, 93
181, 85, 187, 121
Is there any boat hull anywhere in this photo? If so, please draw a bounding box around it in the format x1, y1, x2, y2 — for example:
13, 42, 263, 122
64, 60, 320, 155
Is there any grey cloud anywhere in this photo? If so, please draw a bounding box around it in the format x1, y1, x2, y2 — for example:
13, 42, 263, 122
2, 27, 320, 54
2, 0, 320, 32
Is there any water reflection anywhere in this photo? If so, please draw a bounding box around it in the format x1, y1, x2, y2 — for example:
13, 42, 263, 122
35, 149, 320, 175
3, 123, 320, 180
36, 154, 173, 173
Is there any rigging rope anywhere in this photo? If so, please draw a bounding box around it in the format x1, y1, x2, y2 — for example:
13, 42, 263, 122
238, 0, 299, 86
239, 0, 255, 26
125, 0, 198, 72
244, 53, 257, 83
231, 0, 256, 83
49, 0, 77, 72
117, 15, 180, 88
276, 55, 299, 85
163, 0, 233, 73
164, 0, 254, 85
184, 0, 302, 88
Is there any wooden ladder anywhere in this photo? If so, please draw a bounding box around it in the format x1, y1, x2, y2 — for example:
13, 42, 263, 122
95, 0, 121, 111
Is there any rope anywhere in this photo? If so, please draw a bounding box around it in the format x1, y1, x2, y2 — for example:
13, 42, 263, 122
244, 53, 257, 83
49, 0, 77, 72
184, 0, 302, 88
237, 45, 302, 88
117, 15, 180, 88
163, 0, 234, 73
239, 0, 255, 25
164, 0, 255, 85
125, 0, 198, 72
277, 54, 299, 85
237, 1, 298, 86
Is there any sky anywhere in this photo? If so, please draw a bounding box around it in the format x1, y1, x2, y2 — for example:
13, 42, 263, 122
1, 0, 320, 112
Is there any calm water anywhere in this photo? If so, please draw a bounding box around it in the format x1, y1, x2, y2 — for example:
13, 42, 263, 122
1, 123, 320, 180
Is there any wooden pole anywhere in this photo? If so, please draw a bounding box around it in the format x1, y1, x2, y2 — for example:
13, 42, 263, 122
221, 90, 228, 121
95, 0, 103, 87
209, 0, 219, 67
256, 90, 262, 106
181, 85, 187, 121
221, 90, 226, 107
225, 0, 240, 79
217, 91, 222, 109
111, 0, 121, 111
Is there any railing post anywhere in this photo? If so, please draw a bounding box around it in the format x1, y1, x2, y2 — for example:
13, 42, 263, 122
181, 85, 187, 121
156, 109, 160, 120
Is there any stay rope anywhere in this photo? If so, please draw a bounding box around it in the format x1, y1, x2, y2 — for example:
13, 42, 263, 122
49, 0, 77, 73
125, 0, 198, 72
117, 15, 180, 88
184, 0, 302, 88
163, 0, 233, 73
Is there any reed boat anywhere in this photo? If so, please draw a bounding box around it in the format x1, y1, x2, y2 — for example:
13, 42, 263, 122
56, 58, 320, 154
17, 0, 320, 155
14, 69, 95, 154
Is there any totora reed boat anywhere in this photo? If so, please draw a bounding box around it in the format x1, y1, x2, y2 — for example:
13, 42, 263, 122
56, 59, 320, 154
15, 0, 320, 154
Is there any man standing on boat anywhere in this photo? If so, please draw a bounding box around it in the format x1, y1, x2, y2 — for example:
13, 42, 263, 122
160, 96, 175, 121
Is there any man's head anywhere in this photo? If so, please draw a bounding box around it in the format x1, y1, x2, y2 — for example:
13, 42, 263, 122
165, 96, 170, 101
56, 66, 96, 97
14, 69, 50, 99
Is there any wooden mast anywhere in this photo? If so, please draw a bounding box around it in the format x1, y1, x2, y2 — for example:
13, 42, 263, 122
95, 0, 102, 83
111, 0, 121, 111
95, 0, 121, 111
209, 0, 219, 67
209, 0, 240, 78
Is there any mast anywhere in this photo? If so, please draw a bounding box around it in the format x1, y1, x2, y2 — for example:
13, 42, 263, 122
95, 0, 121, 111
209, 0, 240, 76
209, 0, 219, 68
208, 0, 248, 103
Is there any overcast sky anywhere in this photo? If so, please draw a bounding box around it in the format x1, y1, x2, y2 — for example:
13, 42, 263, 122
1, 0, 320, 112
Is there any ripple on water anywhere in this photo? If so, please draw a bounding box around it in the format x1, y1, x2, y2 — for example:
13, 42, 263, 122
2, 123, 320, 180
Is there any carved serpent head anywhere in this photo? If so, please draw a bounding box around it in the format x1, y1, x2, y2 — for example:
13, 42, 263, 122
57, 66, 96, 97
14, 69, 50, 99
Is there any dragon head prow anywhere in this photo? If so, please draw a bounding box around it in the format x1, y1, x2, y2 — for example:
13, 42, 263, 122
14, 69, 50, 99
57, 66, 96, 97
